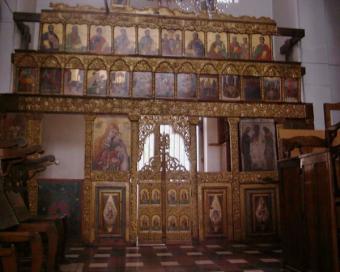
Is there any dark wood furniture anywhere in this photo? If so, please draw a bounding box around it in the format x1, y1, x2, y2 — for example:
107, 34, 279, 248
279, 145, 340, 271
0, 247, 17, 272
0, 143, 60, 272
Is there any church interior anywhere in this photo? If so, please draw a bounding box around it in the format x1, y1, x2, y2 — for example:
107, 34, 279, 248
0, 0, 339, 271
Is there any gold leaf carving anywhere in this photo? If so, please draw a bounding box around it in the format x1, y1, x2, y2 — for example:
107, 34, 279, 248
65, 57, 84, 69
88, 58, 106, 70
110, 59, 130, 71
155, 61, 174, 73
242, 64, 260, 76
200, 63, 218, 74
16, 55, 38, 67
41, 55, 61, 68
134, 60, 152, 72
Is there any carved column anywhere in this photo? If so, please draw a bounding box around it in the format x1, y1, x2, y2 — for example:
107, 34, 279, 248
82, 115, 96, 243
189, 117, 199, 241
128, 114, 140, 243
228, 117, 242, 240
26, 114, 43, 215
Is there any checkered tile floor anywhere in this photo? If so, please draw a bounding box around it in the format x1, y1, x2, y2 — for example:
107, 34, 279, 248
60, 242, 283, 272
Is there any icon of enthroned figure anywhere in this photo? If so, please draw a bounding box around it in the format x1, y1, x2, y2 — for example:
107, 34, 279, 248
93, 123, 130, 171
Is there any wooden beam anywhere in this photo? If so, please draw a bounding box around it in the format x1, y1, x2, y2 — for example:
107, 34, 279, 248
277, 27, 305, 61
13, 12, 41, 23
104, 0, 110, 14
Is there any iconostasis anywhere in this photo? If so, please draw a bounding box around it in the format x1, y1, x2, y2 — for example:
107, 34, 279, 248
6, 4, 311, 244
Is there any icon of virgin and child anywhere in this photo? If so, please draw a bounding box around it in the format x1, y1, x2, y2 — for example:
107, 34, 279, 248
92, 122, 130, 171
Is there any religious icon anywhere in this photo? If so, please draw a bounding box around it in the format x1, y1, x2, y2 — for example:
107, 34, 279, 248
40, 68, 61, 94
179, 189, 189, 204
177, 74, 197, 99
40, 23, 63, 51
140, 215, 150, 231
103, 194, 118, 233
229, 34, 249, 60
140, 189, 150, 205
243, 76, 261, 101
252, 35, 272, 61
263, 77, 281, 101
254, 196, 271, 232
89, 25, 111, 54
167, 189, 177, 205
204, 190, 227, 237
167, 215, 177, 231
161, 29, 182, 56
245, 190, 276, 236
155, 73, 174, 98
87, 70, 107, 96
221, 75, 241, 100
180, 215, 190, 231
63, 69, 84, 96
65, 24, 87, 52
97, 190, 123, 236
151, 189, 161, 205
109, 71, 130, 97
185, 31, 205, 57
114, 27, 136, 54
284, 78, 299, 102
240, 119, 277, 171
138, 28, 159, 55
92, 116, 131, 172
16, 68, 37, 93
132, 72, 152, 98
199, 75, 219, 100
151, 215, 161, 231
207, 32, 228, 59
209, 194, 222, 233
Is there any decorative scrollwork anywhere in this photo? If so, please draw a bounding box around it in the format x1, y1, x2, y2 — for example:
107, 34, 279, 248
16, 55, 38, 67
65, 57, 84, 69
41, 55, 61, 68
88, 58, 106, 70
110, 59, 130, 71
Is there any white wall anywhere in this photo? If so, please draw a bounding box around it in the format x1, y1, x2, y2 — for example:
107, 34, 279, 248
40, 114, 85, 179
273, 0, 340, 129
203, 118, 227, 172
35, 0, 273, 18
0, 0, 17, 93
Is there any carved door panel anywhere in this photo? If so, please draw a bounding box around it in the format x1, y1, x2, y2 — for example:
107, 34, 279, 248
137, 116, 193, 244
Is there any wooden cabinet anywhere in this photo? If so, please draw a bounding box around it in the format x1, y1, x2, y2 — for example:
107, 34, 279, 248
279, 149, 339, 272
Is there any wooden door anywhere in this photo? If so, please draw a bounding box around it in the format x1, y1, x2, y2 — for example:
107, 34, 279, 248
278, 158, 308, 271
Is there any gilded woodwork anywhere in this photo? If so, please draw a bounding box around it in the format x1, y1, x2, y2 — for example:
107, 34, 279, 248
128, 114, 139, 242
65, 57, 84, 69
26, 114, 43, 215
228, 118, 242, 240
90, 182, 130, 241
239, 184, 280, 240
189, 118, 199, 240
13, 53, 301, 78
11, 4, 307, 244
44, 5, 277, 35
15, 96, 307, 119
137, 116, 193, 243
83, 114, 133, 242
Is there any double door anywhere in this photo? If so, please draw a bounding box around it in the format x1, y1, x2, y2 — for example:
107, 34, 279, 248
137, 117, 194, 243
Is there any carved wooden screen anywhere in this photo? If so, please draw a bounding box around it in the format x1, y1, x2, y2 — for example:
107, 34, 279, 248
137, 116, 192, 243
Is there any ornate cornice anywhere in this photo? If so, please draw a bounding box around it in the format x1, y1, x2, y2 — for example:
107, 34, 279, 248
7, 95, 307, 118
